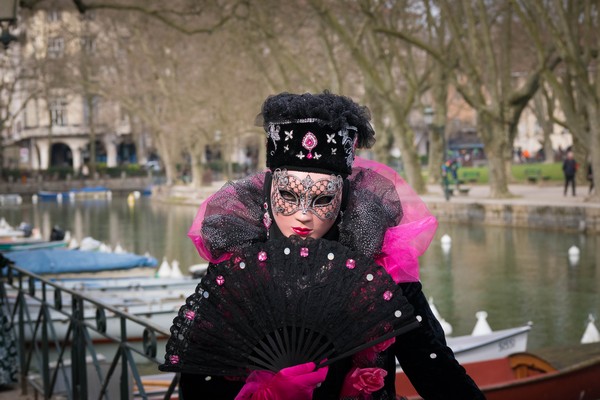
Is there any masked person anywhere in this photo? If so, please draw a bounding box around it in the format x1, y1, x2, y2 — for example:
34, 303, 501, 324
161, 92, 484, 400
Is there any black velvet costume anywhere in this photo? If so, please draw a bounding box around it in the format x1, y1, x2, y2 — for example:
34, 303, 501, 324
171, 171, 483, 399
165, 92, 484, 399
179, 281, 483, 399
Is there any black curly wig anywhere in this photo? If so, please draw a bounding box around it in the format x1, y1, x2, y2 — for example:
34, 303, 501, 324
256, 91, 376, 149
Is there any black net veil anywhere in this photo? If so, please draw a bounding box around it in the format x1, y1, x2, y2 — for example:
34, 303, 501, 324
194, 165, 403, 264
339, 167, 403, 258
199, 173, 267, 261
159, 236, 418, 376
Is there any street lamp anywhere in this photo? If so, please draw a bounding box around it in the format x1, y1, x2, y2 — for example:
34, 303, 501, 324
423, 106, 434, 126
423, 106, 447, 161
0, 0, 18, 50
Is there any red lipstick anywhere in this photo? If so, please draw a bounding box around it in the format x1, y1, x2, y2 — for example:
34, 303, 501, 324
292, 227, 312, 236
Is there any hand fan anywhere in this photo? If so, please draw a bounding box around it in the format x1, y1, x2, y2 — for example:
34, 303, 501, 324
159, 236, 419, 376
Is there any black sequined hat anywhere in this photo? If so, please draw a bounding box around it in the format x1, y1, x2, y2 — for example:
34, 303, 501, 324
257, 92, 376, 177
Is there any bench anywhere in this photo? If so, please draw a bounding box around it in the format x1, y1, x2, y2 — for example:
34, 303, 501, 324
460, 171, 480, 183
524, 168, 551, 183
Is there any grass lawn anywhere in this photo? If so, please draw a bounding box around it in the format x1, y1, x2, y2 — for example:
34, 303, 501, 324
421, 162, 564, 184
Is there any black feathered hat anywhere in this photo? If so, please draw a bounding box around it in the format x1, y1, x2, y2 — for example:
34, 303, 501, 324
256, 92, 376, 177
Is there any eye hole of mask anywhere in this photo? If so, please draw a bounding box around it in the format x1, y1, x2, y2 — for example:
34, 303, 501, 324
279, 190, 297, 202
313, 195, 334, 206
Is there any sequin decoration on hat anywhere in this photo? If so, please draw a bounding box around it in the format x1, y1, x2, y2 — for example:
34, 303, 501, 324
266, 120, 357, 176
258, 92, 376, 177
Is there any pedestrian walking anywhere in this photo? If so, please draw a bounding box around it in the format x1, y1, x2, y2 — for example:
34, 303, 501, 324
588, 163, 594, 195
562, 150, 577, 196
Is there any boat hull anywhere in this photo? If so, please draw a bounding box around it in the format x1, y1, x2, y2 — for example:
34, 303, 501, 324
448, 325, 531, 364
396, 345, 600, 400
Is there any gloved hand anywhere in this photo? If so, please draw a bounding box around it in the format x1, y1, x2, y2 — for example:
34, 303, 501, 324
235, 362, 328, 400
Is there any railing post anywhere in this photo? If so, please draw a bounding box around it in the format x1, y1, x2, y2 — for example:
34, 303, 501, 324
120, 316, 129, 399
17, 277, 28, 395
3, 263, 175, 400
71, 295, 88, 400
41, 282, 50, 399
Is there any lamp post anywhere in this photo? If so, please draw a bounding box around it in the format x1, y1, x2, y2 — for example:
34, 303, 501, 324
0, 0, 18, 50
424, 106, 447, 162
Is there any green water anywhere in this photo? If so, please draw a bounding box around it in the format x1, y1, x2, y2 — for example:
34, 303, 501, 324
2, 196, 598, 351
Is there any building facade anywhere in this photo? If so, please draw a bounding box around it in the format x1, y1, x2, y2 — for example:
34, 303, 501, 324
2, 5, 152, 174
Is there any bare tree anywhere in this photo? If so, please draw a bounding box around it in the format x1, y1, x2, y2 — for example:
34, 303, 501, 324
528, 83, 556, 164
1, 46, 38, 176
378, 0, 559, 197
302, 0, 437, 193
513, 0, 600, 200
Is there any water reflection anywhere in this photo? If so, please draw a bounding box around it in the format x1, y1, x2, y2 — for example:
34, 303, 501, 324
2, 197, 599, 351
423, 224, 599, 349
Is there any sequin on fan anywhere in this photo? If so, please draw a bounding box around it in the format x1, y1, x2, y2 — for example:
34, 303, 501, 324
185, 310, 195, 320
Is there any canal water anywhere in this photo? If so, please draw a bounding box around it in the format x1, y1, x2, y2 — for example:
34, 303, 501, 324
2, 196, 599, 351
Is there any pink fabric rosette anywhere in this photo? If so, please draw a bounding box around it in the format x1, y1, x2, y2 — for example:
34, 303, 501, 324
340, 367, 388, 398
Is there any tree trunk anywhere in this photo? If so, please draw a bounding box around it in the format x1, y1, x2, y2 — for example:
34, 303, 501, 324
480, 119, 512, 198
395, 117, 426, 194
157, 134, 175, 185
585, 104, 600, 201
428, 125, 444, 184
189, 152, 204, 189
87, 96, 97, 177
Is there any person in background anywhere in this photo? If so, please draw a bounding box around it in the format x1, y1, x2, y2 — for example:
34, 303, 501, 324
562, 150, 577, 197
587, 162, 594, 195
163, 92, 484, 399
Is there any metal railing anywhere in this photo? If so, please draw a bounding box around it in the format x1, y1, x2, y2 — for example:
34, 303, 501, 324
0, 260, 179, 400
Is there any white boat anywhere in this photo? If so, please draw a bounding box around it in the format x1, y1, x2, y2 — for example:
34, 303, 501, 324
5, 272, 199, 343
11, 294, 182, 343
396, 324, 532, 370
0, 194, 23, 206
447, 324, 532, 364
0, 217, 26, 239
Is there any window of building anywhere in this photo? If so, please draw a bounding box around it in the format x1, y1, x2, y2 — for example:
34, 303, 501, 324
47, 10, 62, 22
49, 98, 68, 126
47, 37, 64, 58
81, 10, 96, 21
81, 36, 96, 55
83, 95, 100, 124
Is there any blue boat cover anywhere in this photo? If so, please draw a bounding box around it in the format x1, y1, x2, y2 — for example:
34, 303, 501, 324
3, 249, 157, 274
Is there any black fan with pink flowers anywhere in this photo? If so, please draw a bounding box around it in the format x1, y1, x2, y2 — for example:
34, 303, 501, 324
159, 236, 418, 376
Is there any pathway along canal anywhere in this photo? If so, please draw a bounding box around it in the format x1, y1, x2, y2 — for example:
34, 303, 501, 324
2, 195, 598, 351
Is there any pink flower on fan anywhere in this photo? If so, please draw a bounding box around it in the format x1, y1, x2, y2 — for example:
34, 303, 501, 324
341, 367, 388, 397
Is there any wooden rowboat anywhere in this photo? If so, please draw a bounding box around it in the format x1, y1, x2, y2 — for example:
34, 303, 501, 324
396, 342, 600, 400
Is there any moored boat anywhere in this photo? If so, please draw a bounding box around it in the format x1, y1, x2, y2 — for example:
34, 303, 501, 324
10, 295, 182, 342
0, 237, 69, 252
447, 324, 531, 364
0, 194, 23, 206
395, 342, 600, 400
37, 186, 112, 202
2, 248, 158, 275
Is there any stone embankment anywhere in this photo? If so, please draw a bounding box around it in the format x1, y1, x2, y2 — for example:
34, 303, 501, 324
157, 180, 600, 234
0, 176, 154, 197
